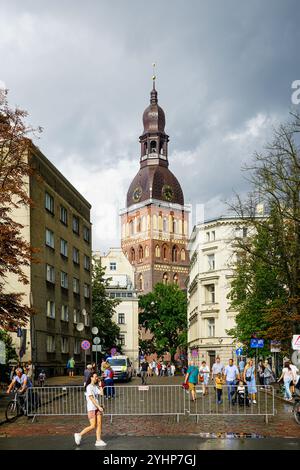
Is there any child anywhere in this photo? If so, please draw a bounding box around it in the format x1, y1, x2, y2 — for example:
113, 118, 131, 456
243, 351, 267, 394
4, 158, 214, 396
38, 370, 46, 387
215, 372, 224, 404
237, 380, 249, 406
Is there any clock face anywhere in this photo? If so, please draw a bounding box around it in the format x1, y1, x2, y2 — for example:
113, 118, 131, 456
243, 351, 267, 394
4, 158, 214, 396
162, 184, 174, 202
132, 186, 142, 202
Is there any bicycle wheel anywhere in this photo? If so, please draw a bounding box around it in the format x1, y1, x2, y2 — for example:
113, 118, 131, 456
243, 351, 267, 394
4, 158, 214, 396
293, 403, 300, 425
5, 401, 20, 422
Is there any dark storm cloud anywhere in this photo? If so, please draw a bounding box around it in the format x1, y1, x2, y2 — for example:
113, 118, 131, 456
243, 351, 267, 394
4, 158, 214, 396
0, 0, 299, 248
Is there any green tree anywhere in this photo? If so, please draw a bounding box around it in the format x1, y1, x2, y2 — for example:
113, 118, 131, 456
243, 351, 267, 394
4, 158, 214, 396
228, 113, 300, 354
139, 283, 187, 363
0, 329, 18, 363
92, 260, 122, 355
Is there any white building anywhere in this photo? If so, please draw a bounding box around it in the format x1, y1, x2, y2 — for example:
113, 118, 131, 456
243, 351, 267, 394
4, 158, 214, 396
93, 248, 139, 369
187, 216, 249, 368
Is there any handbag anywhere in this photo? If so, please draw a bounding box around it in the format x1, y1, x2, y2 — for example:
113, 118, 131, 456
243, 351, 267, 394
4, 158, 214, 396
246, 375, 251, 382
199, 375, 204, 383
182, 382, 189, 390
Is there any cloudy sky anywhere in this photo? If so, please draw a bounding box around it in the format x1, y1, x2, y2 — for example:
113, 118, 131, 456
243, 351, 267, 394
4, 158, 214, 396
1, 0, 299, 250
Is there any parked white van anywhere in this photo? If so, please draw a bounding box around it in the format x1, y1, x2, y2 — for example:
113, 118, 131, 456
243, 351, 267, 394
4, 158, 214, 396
106, 356, 133, 382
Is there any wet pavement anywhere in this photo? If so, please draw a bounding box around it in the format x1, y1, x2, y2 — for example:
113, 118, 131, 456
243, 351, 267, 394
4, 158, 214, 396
0, 434, 299, 450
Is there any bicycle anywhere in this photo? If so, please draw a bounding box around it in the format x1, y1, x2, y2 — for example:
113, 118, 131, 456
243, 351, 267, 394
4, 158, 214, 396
293, 387, 300, 425
5, 388, 27, 422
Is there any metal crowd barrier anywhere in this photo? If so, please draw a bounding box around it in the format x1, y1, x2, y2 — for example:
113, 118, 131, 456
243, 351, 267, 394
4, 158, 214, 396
25, 384, 275, 423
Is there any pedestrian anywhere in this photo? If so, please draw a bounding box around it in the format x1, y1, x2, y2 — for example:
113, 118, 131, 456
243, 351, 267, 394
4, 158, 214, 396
257, 360, 264, 386
224, 359, 240, 404
215, 372, 224, 404
140, 360, 149, 385
238, 358, 245, 375
288, 360, 299, 396
211, 357, 225, 385
277, 362, 294, 401
38, 370, 46, 387
199, 361, 210, 396
68, 357, 75, 377
84, 364, 93, 386
263, 360, 274, 389
244, 359, 257, 404
103, 364, 115, 398
184, 361, 200, 402
26, 361, 35, 385
157, 362, 162, 376
74, 373, 106, 447
171, 363, 176, 376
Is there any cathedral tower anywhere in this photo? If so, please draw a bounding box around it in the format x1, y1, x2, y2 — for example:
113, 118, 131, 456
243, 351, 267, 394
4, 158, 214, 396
120, 80, 189, 293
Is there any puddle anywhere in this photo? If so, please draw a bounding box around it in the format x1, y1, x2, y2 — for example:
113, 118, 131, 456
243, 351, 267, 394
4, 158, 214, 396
196, 432, 266, 439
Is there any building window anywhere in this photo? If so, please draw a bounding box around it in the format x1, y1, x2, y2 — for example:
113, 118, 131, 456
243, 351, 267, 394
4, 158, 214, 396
119, 334, 126, 346
207, 254, 215, 271
163, 217, 167, 232
155, 245, 160, 257
60, 238, 68, 257
84, 283, 90, 298
72, 216, 79, 234
61, 271, 68, 289
129, 220, 134, 236
83, 226, 90, 243
46, 264, 55, 283
211, 231, 215, 241
61, 305, 69, 322
181, 249, 186, 261
242, 227, 248, 238
173, 273, 179, 285
163, 245, 168, 260
60, 206, 68, 225
46, 335, 55, 353
207, 318, 215, 338
74, 339, 81, 355
45, 192, 54, 214
138, 274, 143, 291
150, 140, 156, 152
110, 262, 117, 271
45, 229, 54, 249
73, 308, 80, 324
205, 284, 215, 304
46, 300, 55, 319
206, 232, 210, 242
73, 278, 80, 294
138, 245, 143, 262
145, 246, 149, 257
137, 218, 141, 232
73, 247, 80, 265
130, 248, 135, 262
61, 337, 69, 354
118, 313, 125, 324
84, 313, 90, 327
163, 272, 168, 284
172, 246, 178, 262
84, 255, 90, 271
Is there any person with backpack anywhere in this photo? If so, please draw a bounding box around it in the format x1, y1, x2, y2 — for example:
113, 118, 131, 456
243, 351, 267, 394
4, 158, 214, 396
103, 364, 115, 398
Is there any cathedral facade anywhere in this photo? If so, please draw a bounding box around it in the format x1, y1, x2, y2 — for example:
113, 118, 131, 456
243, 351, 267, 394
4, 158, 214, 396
120, 82, 189, 293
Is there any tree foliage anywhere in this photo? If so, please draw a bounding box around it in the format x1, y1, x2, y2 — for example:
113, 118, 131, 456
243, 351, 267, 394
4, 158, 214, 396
0, 89, 41, 329
91, 260, 122, 355
0, 329, 18, 362
139, 283, 187, 362
228, 113, 300, 354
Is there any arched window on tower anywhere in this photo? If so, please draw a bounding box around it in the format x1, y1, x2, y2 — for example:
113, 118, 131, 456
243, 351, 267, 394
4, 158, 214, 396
130, 248, 135, 262
155, 245, 161, 258
173, 273, 179, 285
173, 218, 177, 233
153, 214, 157, 230
172, 245, 178, 262
138, 245, 143, 262
163, 245, 168, 260
138, 274, 144, 291
150, 140, 156, 153
163, 217, 167, 232
137, 217, 141, 232
129, 220, 134, 236
163, 272, 169, 285
181, 248, 186, 261
145, 246, 149, 258
159, 141, 163, 155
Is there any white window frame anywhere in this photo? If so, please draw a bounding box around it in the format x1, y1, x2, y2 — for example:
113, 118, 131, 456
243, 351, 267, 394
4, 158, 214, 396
45, 229, 54, 249
73, 247, 80, 264
119, 334, 126, 346
46, 335, 55, 353
73, 308, 80, 324
84, 283, 90, 298
118, 313, 125, 324
73, 278, 80, 294
45, 192, 54, 213
61, 305, 69, 322
61, 337, 69, 354
84, 313, 90, 327
72, 215, 79, 234
74, 339, 81, 354
110, 262, 117, 271
61, 271, 68, 289
46, 300, 55, 319
83, 226, 90, 243
207, 318, 215, 338
46, 264, 55, 283
205, 284, 215, 304
60, 206, 68, 225
84, 255, 90, 270
207, 254, 215, 271
60, 238, 68, 257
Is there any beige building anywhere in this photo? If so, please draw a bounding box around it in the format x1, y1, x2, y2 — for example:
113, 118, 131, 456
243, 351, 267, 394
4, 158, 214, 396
94, 248, 139, 369
187, 216, 249, 368
7, 144, 92, 376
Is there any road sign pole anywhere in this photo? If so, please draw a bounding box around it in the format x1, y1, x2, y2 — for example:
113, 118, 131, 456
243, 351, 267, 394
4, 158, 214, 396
85, 350, 87, 370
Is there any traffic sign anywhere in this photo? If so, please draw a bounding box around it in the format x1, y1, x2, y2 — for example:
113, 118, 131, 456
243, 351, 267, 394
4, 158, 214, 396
291, 351, 300, 367
250, 339, 264, 348
292, 335, 300, 350
93, 337, 101, 345
81, 340, 91, 351
236, 347, 243, 356
92, 345, 102, 352
270, 340, 281, 353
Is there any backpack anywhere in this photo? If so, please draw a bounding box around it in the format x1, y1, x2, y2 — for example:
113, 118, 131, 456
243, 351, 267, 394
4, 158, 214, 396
109, 369, 114, 379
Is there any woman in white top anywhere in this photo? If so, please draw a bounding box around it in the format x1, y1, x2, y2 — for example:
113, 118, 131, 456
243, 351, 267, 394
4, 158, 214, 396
74, 373, 106, 447
277, 362, 294, 401
199, 361, 210, 396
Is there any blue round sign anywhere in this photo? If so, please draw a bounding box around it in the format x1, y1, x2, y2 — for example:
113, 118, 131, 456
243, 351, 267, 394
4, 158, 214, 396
81, 340, 91, 351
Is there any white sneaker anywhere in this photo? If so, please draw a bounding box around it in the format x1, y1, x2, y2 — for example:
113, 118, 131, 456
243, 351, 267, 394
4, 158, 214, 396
95, 439, 107, 447
74, 433, 82, 446
252, 400, 257, 404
